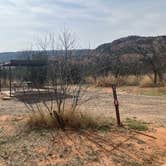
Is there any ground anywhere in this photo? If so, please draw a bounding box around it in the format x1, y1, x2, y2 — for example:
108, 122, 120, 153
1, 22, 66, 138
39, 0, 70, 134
0, 86, 166, 166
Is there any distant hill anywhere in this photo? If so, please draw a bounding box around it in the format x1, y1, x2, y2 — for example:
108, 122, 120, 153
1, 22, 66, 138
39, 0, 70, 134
0, 52, 23, 62
1, 35, 166, 63
0, 49, 91, 63
93, 35, 166, 82
95, 35, 166, 56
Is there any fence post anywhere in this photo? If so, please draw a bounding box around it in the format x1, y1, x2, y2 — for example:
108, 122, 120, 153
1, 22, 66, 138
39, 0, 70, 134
0, 66, 1, 93
111, 84, 122, 126
9, 66, 12, 97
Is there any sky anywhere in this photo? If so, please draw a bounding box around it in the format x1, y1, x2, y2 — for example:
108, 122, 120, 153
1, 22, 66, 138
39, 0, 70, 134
0, 0, 166, 52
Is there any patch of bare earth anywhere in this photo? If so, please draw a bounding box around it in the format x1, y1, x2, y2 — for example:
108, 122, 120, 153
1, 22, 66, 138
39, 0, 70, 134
0, 87, 166, 166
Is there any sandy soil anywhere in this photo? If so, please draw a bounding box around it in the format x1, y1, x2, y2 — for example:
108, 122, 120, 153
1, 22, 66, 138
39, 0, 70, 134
79, 87, 166, 127
0, 87, 166, 166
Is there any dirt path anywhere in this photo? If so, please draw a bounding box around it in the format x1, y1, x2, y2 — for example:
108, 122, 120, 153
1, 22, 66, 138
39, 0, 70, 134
0, 88, 166, 166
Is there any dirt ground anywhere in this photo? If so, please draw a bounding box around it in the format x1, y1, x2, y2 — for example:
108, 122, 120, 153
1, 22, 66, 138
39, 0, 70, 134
80, 87, 166, 127
0, 87, 166, 166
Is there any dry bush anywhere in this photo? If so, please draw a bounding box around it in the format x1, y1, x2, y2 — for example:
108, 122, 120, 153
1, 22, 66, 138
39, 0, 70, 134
139, 75, 165, 87
115, 76, 139, 86
86, 75, 116, 87
87, 74, 166, 87
23, 30, 88, 130
26, 110, 56, 129
86, 75, 140, 87
95, 75, 116, 87
25, 107, 112, 130
85, 76, 96, 85
139, 75, 155, 87
124, 75, 140, 86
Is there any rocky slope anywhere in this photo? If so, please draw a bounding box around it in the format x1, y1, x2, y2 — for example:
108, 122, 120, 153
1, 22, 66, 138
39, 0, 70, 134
95, 35, 166, 56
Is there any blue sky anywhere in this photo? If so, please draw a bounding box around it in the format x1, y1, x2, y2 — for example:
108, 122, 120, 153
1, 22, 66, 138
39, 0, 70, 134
0, 0, 166, 52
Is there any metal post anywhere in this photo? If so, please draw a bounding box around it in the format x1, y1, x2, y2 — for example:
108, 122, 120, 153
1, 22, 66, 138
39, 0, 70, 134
0, 66, 1, 93
9, 66, 12, 97
112, 84, 122, 126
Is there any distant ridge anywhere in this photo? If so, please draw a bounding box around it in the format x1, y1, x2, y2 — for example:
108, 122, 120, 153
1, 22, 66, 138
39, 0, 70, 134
95, 35, 166, 55
1, 35, 166, 62
0, 49, 91, 62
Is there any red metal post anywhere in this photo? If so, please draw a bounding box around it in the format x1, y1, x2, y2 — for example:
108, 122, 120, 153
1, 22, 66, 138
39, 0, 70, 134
0, 66, 1, 93
112, 84, 122, 126
9, 66, 12, 97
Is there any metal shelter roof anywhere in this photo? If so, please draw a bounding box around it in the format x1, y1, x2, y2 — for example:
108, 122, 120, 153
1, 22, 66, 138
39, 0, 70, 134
0, 60, 47, 67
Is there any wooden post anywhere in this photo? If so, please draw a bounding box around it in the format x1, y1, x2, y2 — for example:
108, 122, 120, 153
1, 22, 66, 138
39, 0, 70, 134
112, 84, 122, 126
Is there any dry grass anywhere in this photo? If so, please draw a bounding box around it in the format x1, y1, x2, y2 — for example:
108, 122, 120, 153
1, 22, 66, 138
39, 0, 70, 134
26, 110, 56, 129
86, 75, 139, 87
139, 75, 165, 87
139, 87, 166, 96
87, 74, 166, 88
86, 75, 116, 87
125, 75, 140, 86
25, 107, 113, 130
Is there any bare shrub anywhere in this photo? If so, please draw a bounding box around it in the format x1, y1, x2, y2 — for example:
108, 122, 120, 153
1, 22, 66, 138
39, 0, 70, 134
25, 106, 112, 130
22, 29, 97, 130
26, 109, 56, 129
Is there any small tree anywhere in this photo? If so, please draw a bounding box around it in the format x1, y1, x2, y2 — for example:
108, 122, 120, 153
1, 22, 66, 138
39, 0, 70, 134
135, 37, 166, 84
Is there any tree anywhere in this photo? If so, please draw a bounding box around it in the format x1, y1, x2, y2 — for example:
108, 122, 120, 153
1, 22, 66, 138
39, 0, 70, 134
135, 37, 166, 84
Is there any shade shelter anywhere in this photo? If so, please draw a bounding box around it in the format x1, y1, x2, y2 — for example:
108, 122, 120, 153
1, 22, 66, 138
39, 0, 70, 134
0, 60, 47, 97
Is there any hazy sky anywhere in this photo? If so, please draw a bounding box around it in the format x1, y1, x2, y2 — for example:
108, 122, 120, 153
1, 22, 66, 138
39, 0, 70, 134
0, 0, 166, 52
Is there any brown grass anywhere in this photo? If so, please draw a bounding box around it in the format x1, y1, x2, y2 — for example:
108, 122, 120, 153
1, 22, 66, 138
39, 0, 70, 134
26, 107, 113, 130
86, 75, 139, 87
139, 87, 166, 96
26, 110, 56, 129
87, 74, 166, 88
139, 75, 165, 87
86, 75, 116, 87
